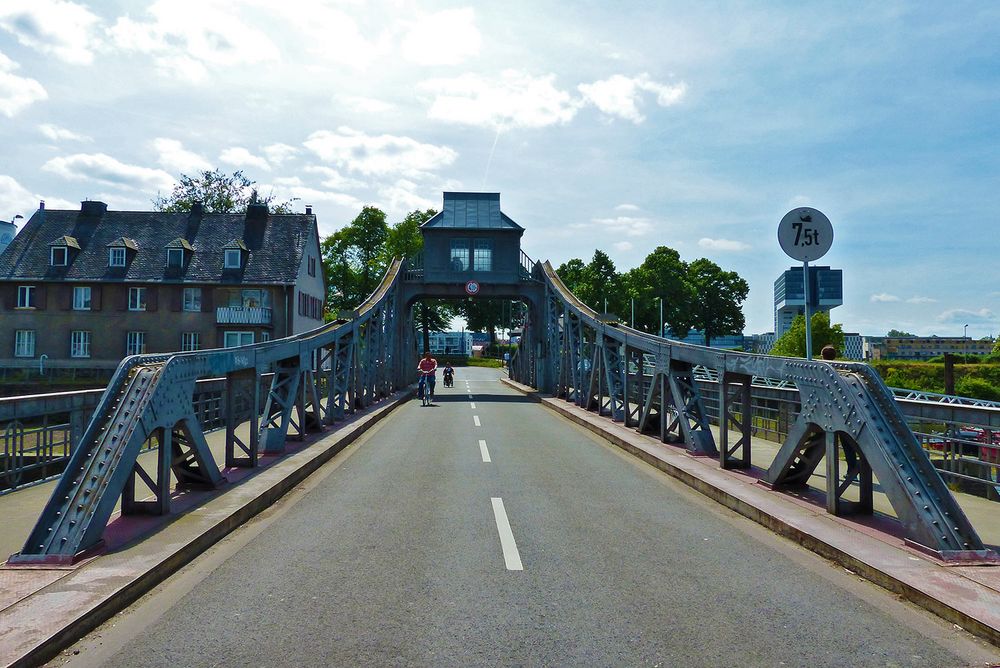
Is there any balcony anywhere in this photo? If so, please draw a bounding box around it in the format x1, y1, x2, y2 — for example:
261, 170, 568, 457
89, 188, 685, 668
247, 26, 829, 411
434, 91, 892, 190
216, 306, 272, 325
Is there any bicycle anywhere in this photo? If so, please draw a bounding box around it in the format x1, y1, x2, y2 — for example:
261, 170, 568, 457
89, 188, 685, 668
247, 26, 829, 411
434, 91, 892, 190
418, 373, 435, 406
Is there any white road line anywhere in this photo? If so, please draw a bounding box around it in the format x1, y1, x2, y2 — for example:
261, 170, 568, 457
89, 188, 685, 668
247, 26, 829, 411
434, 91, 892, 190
473, 415, 481, 427
491, 497, 523, 571
470, 402, 476, 409
468, 393, 474, 399
479, 439, 491, 462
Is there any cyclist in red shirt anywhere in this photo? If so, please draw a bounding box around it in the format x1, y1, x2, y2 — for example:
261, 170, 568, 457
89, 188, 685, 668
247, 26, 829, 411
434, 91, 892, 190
417, 351, 438, 401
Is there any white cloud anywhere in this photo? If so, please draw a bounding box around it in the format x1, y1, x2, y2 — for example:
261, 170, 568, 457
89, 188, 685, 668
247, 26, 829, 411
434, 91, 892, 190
615, 203, 640, 212
303, 166, 365, 190
153, 138, 211, 174
906, 296, 937, 304
262, 143, 299, 166
578, 73, 687, 123
220, 147, 270, 172
0, 174, 74, 219
936, 308, 995, 325
0, 52, 47, 117
41, 153, 175, 192
379, 180, 436, 213
698, 237, 750, 252
304, 127, 457, 178
279, 2, 388, 69
421, 70, 580, 130
38, 123, 89, 142
870, 293, 901, 303
400, 8, 480, 66
340, 96, 395, 115
108, 0, 280, 82
588, 216, 654, 237
613, 241, 634, 251
0, 0, 102, 64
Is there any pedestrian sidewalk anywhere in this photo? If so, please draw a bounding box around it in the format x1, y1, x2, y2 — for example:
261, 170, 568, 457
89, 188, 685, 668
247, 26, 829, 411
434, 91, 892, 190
501, 377, 1000, 648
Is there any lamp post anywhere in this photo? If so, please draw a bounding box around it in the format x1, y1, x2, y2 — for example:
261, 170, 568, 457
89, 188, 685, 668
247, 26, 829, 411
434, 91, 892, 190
964, 324, 969, 339
657, 297, 663, 338
630, 297, 634, 328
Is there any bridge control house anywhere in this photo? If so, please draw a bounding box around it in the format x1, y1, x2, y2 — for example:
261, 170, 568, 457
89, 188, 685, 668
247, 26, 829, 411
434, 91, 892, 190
0, 200, 325, 371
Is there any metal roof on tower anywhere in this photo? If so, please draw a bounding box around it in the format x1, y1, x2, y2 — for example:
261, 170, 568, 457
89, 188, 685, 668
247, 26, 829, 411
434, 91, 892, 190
421, 192, 523, 230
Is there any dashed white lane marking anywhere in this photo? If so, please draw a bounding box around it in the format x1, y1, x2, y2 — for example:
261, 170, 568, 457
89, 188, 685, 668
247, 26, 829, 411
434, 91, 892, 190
473, 415, 481, 427
491, 497, 523, 571
470, 402, 476, 409
479, 439, 491, 462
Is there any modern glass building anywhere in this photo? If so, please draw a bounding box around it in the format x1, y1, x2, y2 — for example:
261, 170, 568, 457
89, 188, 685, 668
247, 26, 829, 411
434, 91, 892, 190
773, 265, 843, 336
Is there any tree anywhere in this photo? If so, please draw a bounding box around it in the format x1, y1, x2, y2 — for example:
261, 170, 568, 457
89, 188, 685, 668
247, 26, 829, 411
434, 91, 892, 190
625, 246, 694, 335
687, 258, 749, 346
152, 169, 295, 213
555, 258, 586, 294
770, 311, 845, 358
385, 209, 435, 262
887, 329, 915, 338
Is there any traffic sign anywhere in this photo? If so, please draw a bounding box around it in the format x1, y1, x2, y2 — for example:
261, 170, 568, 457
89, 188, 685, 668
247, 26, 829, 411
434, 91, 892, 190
465, 280, 481, 296
777, 207, 833, 262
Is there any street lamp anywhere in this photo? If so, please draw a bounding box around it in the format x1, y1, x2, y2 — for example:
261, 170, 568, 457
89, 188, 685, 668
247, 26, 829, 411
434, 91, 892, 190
964, 324, 969, 339
630, 297, 634, 328
656, 297, 663, 338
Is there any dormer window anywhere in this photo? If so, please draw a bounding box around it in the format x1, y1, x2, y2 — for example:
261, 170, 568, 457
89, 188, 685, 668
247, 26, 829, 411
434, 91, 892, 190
47, 235, 80, 267
224, 249, 242, 268
107, 237, 138, 268
109, 247, 126, 267
167, 248, 185, 268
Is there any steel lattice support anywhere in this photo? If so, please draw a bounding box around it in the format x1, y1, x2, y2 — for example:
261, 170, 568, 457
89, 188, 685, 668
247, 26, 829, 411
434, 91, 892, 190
719, 372, 752, 469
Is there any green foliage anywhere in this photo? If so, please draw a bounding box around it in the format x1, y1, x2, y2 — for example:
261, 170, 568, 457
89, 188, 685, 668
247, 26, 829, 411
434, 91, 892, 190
466, 357, 504, 368
687, 258, 749, 346
955, 377, 1000, 402
886, 329, 915, 337
385, 209, 434, 262
152, 169, 295, 213
769, 312, 844, 358
627, 246, 694, 335
869, 360, 1000, 401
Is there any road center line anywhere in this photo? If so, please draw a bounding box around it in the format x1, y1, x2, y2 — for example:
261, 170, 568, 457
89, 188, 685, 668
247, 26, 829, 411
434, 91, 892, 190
491, 497, 523, 571
470, 401, 476, 409
473, 415, 481, 427
479, 439, 491, 462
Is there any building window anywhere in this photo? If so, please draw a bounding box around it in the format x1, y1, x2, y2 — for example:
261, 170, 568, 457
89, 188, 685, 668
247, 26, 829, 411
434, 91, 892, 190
450, 238, 469, 271
109, 247, 126, 267
308, 256, 316, 277
261, 332, 271, 342
227, 288, 270, 308
181, 332, 200, 351
71, 331, 90, 358
73, 286, 92, 310
16, 285, 35, 308
14, 330, 35, 357
473, 239, 493, 272
166, 248, 185, 268
224, 249, 242, 269
126, 331, 146, 356
224, 331, 254, 348
128, 287, 147, 311
183, 287, 202, 312
50, 247, 68, 266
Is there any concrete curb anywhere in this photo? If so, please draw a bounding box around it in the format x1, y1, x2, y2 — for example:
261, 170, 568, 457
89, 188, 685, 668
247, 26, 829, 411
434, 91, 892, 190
1, 390, 413, 668
501, 377, 1000, 648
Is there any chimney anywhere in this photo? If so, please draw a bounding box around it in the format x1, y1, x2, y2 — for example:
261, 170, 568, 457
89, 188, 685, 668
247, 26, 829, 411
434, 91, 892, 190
245, 202, 269, 221
80, 200, 107, 216
190, 201, 204, 217
305, 205, 313, 215
244, 202, 269, 249
39, 200, 45, 211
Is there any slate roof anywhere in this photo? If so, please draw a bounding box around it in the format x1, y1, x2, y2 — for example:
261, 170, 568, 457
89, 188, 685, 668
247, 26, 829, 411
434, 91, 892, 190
421, 192, 523, 231
0, 204, 317, 284
48, 235, 81, 249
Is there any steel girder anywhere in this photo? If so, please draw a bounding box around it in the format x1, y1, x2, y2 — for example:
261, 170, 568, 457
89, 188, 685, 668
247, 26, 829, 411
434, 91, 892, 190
13, 261, 406, 564
513, 261, 986, 557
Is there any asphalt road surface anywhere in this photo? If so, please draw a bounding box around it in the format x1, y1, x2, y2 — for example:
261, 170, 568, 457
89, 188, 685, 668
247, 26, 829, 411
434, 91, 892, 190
52, 367, 999, 667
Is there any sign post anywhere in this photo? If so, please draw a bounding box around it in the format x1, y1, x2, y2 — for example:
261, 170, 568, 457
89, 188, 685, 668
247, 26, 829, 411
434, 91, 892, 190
777, 207, 834, 360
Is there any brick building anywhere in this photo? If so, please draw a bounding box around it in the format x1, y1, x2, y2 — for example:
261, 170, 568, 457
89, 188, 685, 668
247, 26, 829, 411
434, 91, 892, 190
0, 200, 325, 370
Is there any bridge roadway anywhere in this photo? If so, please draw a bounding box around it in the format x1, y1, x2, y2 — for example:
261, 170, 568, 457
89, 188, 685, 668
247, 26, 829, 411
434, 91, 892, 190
45, 368, 998, 667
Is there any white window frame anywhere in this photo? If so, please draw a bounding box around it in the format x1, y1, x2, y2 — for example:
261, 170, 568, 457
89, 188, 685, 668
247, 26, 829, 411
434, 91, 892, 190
473, 239, 493, 272
181, 332, 200, 352
128, 287, 147, 311
166, 248, 185, 268
73, 286, 92, 310
16, 285, 35, 308
223, 331, 254, 348
70, 330, 91, 358
261, 332, 271, 342
14, 330, 35, 357
224, 249, 242, 269
109, 247, 126, 267
126, 331, 146, 356
182, 287, 202, 312
50, 246, 68, 266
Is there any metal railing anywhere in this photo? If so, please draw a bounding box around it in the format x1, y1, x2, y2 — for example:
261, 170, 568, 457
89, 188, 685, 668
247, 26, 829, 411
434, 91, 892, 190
216, 306, 272, 325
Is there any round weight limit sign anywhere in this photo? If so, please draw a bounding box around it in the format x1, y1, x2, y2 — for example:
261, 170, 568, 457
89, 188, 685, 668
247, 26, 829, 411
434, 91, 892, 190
777, 207, 833, 262
777, 207, 834, 360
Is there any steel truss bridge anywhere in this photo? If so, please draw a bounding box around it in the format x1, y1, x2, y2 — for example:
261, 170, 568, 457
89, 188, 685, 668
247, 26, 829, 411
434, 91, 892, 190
10, 257, 988, 564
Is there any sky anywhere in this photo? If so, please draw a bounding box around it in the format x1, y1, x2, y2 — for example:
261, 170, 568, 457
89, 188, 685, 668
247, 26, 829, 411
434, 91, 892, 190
1, 1, 999, 338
